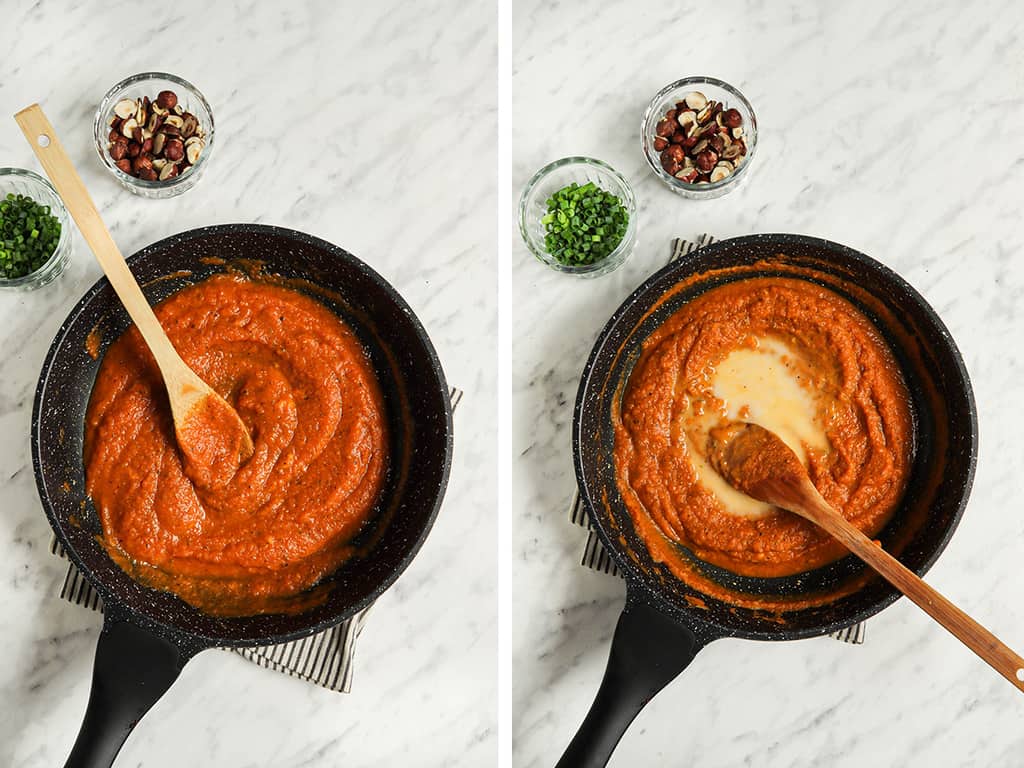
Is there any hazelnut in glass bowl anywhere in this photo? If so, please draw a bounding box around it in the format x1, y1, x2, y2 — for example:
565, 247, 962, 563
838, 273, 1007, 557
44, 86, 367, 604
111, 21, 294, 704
642, 76, 757, 200
93, 72, 214, 199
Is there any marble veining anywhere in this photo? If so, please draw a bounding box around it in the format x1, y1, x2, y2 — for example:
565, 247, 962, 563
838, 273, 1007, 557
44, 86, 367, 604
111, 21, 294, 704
0, 1, 495, 766
512, 0, 1024, 766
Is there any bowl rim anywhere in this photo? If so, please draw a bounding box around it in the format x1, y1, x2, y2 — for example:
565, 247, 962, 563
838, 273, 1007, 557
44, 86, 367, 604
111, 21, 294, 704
641, 75, 758, 194
92, 71, 215, 192
0, 167, 72, 287
518, 155, 637, 275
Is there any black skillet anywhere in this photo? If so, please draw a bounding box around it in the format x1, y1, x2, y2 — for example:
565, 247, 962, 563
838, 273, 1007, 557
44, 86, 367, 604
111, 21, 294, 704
32, 224, 453, 768
558, 234, 977, 767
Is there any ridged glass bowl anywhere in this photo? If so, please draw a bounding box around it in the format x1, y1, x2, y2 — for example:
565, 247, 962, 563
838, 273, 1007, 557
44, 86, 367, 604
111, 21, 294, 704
518, 157, 637, 277
93, 72, 214, 199
0, 168, 71, 290
642, 76, 758, 200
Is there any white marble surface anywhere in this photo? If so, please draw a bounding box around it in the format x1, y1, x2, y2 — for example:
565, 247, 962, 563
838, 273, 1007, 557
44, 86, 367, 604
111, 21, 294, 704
512, 1, 1024, 766
0, 1, 495, 766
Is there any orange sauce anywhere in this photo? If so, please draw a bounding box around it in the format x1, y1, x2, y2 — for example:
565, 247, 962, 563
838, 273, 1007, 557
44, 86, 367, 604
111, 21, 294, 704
84, 274, 388, 616
614, 277, 913, 582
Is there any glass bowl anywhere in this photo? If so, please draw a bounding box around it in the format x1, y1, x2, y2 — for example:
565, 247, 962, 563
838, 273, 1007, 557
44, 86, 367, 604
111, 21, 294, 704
0, 168, 72, 290
518, 157, 637, 277
93, 72, 214, 199
642, 76, 758, 200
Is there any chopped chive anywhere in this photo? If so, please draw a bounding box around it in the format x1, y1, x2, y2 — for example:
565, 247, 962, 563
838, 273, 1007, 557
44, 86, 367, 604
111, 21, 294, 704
540, 181, 628, 267
0, 193, 61, 279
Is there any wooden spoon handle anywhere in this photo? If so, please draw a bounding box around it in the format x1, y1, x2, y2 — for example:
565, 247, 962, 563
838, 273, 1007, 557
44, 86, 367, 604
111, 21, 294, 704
804, 495, 1024, 692
14, 104, 182, 372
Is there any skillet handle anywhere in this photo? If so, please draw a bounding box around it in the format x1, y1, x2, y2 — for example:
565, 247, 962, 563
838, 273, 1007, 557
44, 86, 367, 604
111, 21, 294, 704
64, 613, 195, 768
555, 592, 712, 768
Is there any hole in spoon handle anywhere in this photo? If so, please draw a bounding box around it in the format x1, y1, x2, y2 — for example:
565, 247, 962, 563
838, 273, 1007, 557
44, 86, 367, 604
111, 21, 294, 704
37, 134, 50, 147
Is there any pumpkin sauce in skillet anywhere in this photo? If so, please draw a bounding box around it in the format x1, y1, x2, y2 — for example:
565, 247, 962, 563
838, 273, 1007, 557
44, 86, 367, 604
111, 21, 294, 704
614, 276, 913, 586
84, 274, 388, 616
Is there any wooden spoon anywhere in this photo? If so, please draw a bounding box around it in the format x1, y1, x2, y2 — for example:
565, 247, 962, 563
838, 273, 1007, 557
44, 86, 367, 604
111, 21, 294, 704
15, 104, 254, 473
707, 421, 1024, 693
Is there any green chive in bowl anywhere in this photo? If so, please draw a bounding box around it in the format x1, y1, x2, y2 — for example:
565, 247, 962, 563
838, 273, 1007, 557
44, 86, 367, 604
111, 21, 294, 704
519, 157, 637, 278
0, 168, 72, 290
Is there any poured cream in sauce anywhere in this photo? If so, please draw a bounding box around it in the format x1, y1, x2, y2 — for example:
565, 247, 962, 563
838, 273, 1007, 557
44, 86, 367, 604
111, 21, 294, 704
683, 336, 833, 519
616, 274, 914, 581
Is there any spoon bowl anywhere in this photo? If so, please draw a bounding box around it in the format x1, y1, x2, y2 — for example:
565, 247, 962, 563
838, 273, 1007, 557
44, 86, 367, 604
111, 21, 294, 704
14, 104, 253, 473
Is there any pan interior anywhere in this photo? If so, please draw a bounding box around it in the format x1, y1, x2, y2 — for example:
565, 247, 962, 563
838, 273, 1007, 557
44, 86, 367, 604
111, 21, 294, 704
575, 235, 977, 640
33, 224, 452, 647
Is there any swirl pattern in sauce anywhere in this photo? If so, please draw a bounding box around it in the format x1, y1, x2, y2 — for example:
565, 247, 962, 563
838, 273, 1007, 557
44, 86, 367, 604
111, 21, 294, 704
84, 275, 388, 616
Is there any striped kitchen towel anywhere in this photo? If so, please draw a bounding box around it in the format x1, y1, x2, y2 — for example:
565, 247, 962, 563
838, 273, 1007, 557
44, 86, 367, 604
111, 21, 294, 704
569, 235, 866, 646
51, 386, 464, 692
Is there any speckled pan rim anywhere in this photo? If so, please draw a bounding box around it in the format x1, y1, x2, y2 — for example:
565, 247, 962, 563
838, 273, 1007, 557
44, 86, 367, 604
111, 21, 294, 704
573, 232, 978, 643
31, 223, 454, 649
